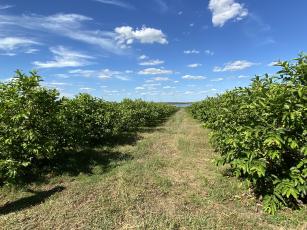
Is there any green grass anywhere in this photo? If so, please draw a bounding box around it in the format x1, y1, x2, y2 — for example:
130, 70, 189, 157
0, 109, 306, 229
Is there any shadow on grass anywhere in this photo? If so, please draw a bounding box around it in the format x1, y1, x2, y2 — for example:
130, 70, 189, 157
51, 148, 133, 177
103, 132, 141, 147
0, 186, 65, 215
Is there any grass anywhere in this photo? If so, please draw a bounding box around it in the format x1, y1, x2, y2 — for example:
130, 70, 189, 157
0, 109, 306, 229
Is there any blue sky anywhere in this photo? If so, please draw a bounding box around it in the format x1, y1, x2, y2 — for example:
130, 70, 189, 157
0, 0, 306, 102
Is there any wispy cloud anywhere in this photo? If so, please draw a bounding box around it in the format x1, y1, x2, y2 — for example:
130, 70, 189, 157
237, 75, 250, 78
213, 60, 258, 72
0, 37, 40, 55
184, 49, 199, 54
33, 46, 94, 68
0, 5, 14, 10
208, 0, 248, 27
139, 59, 164, 66
68, 68, 129, 80
93, 0, 134, 9
163, 85, 175, 89
182, 75, 206, 80
210, 77, 224, 81
152, 77, 171, 81
187, 63, 202, 68
154, 0, 168, 13
268, 61, 279, 66
80, 87, 96, 92
139, 54, 148, 60
138, 68, 173, 75
0, 13, 122, 54
205, 49, 214, 55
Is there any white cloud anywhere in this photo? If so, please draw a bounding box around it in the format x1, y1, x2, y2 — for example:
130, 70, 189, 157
182, 75, 207, 80
152, 77, 171, 81
205, 49, 214, 55
178, 11, 183, 15
184, 91, 194, 95
213, 60, 257, 72
139, 59, 164, 66
190, 23, 194, 27
0, 13, 122, 54
135, 86, 145, 90
163, 86, 175, 89
44, 82, 72, 87
237, 75, 249, 78
0, 52, 16, 56
115, 26, 168, 48
184, 49, 200, 54
139, 54, 148, 60
208, 0, 248, 27
94, 0, 134, 9
33, 46, 94, 68
0, 37, 39, 52
68, 68, 127, 80
25, 48, 39, 54
268, 61, 279, 66
187, 63, 202, 68
210, 77, 224, 81
80, 87, 96, 91
155, 0, 168, 12
0, 5, 14, 10
138, 68, 173, 75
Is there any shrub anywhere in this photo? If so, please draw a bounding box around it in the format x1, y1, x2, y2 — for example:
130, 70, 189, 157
189, 54, 307, 213
0, 72, 177, 185
0, 71, 62, 184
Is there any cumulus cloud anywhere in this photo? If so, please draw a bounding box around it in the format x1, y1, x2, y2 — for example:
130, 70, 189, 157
138, 68, 173, 75
208, 0, 248, 27
187, 63, 202, 68
184, 49, 200, 54
213, 60, 257, 72
115, 26, 168, 48
182, 75, 207, 80
33, 46, 94, 68
139, 59, 164, 66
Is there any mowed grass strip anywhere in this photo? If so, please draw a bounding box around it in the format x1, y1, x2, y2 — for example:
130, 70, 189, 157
0, 110, 306, 229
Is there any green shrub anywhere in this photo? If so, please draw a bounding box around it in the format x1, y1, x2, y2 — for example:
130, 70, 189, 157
0, 72, 177, 185
59, 94, 121, 147
0, 71, 62, 184
189, 54, 307, 214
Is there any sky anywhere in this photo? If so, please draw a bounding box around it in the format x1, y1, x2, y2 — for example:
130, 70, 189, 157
0, 0, 306, 102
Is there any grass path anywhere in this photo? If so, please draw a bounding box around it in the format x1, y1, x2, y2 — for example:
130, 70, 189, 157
0, 110, 306, 229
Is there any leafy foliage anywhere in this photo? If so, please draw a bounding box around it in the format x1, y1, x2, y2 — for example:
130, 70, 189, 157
0, 71, 177, 185
189, 54, 307, 214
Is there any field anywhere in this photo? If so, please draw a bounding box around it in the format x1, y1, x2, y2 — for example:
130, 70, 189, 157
0, 110, 306, 229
